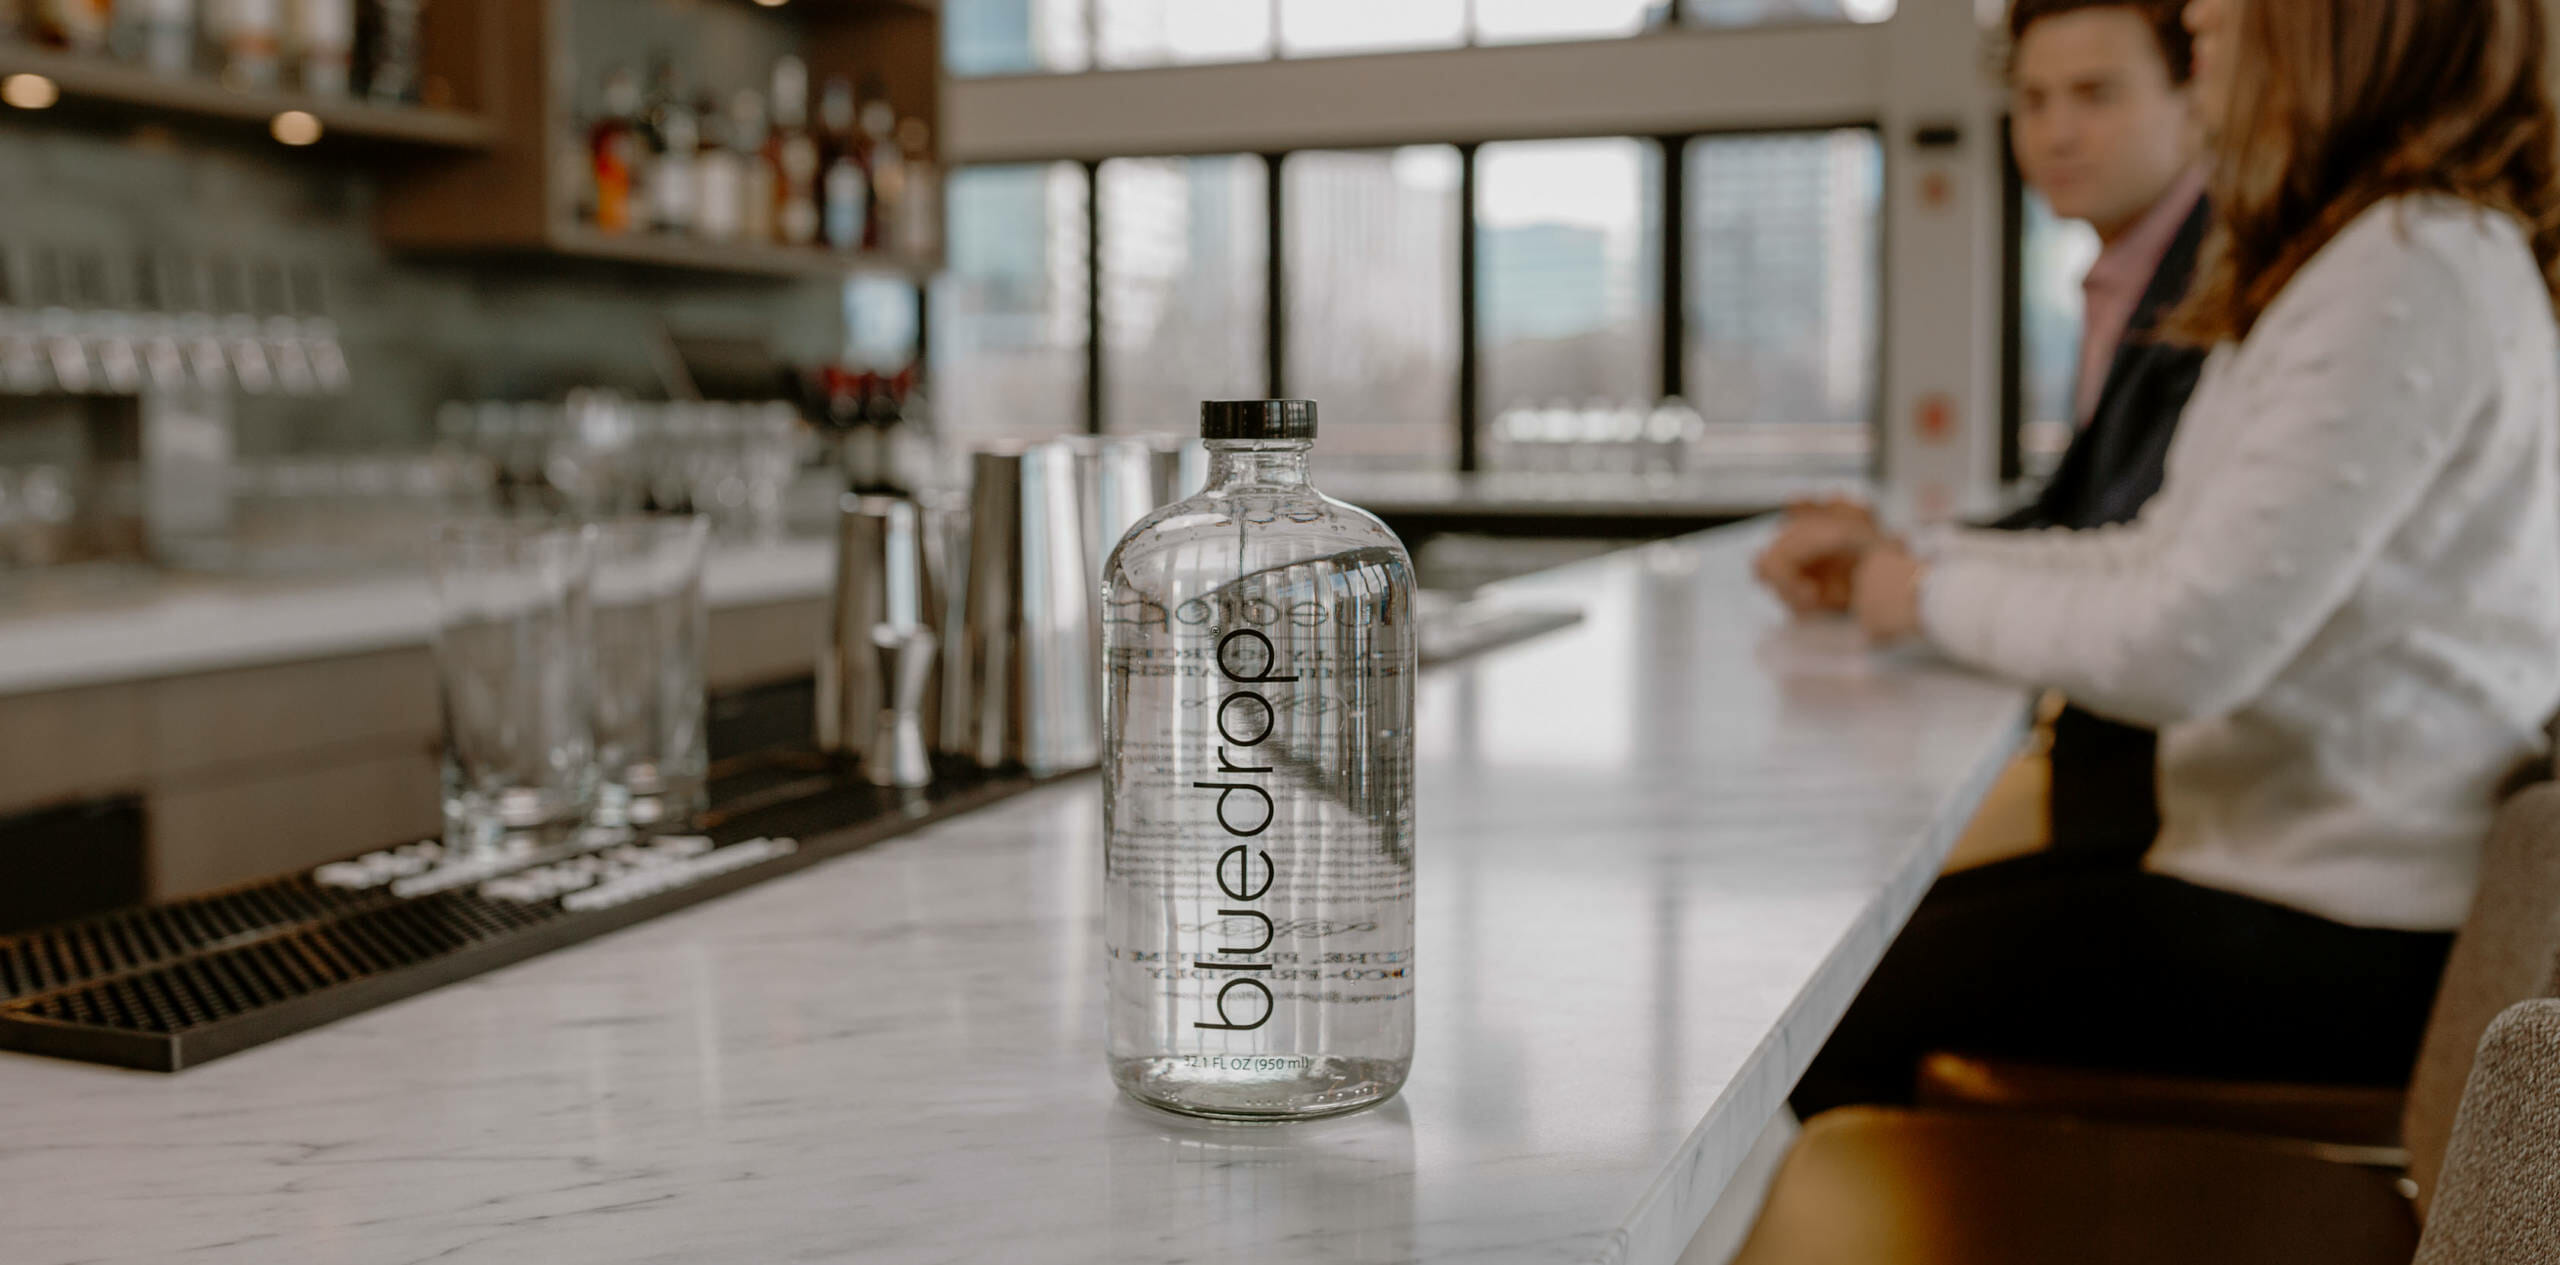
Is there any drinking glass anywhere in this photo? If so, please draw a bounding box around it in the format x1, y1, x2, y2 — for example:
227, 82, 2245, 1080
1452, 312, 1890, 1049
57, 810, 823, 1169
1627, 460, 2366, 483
740, 403, 802, 542
588, 515, 710, 830
429, 519, 595, 857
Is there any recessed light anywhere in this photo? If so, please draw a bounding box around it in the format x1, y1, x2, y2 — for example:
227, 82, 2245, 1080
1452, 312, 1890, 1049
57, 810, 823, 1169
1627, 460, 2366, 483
271, 110, 323, 146
1, 74, 60, 110
753, 0, 788, 7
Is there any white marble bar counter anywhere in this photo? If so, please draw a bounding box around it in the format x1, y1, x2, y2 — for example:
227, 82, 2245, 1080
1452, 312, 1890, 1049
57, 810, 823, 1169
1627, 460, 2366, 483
0, 523, 2032, 1264
0, 537, 836, 697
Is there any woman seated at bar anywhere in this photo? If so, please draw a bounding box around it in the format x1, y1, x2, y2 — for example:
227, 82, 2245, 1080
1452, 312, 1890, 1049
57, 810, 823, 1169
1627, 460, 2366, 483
1764, 0, 2560, 1117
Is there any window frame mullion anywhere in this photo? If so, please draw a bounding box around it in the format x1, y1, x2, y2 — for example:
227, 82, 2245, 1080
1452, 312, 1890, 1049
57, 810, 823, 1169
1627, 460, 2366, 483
1659, 132, 1688, 402
1266, 151, 1288, 398
1084, 157, 1105, 436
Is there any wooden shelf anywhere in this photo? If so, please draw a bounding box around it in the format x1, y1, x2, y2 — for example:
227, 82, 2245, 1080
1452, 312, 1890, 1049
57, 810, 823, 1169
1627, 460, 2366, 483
375, 0, 940, 281
546, 224, 935, 281
0, 42, 495, 149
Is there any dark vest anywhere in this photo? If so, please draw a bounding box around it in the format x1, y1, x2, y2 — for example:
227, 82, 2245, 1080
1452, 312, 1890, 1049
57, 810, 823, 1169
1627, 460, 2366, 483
1991, 195, 2214, 857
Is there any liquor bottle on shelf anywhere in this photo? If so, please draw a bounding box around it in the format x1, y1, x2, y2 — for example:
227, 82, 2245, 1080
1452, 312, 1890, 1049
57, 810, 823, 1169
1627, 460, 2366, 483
857, 77, 903, 252
896, 118, 940, 260
126, 0, 195, 75
28, 0, 110, 54
357, 0, 422, 104
289, 0, 354, 97
106, 0, 143, 63
212, 0, 284, 91
819, 76, 867, 253
768, 56, 821, 248
731, 88, 775, 245
589, 66, 644, 235
692, 93, 744, 243
642, 57, 698, 237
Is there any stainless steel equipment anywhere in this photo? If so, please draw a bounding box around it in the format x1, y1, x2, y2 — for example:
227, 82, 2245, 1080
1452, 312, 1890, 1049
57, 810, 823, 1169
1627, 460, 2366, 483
944, 442, 1095, 775
817, 495, 941, 776
1062, 434, 1157, 576
1139, 433, 1206, 511
862, 624, 937, 788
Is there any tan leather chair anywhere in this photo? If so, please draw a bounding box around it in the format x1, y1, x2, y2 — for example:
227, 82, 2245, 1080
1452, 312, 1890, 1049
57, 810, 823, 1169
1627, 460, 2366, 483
1731, 781, 2560, 1264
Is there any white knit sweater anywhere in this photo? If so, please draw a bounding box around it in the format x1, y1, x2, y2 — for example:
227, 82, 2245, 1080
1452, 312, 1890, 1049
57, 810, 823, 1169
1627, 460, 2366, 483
1921, 195, 2560, 931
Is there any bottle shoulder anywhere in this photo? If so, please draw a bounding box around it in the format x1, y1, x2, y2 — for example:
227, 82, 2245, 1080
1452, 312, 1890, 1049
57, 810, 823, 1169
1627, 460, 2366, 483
1106, 487, 1413, 585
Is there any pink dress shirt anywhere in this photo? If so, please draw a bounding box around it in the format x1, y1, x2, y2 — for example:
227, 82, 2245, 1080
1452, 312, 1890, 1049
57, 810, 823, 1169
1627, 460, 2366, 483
2074, 166, 2210, 427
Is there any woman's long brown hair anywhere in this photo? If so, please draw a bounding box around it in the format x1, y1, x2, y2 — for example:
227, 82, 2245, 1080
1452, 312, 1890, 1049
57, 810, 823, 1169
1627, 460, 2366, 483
2166, 0, 2560, 344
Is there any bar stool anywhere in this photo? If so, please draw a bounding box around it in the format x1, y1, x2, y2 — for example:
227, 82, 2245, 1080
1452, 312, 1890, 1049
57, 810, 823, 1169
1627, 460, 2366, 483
1729, 780, 2560, 1264
1914, 759, 2560, 1155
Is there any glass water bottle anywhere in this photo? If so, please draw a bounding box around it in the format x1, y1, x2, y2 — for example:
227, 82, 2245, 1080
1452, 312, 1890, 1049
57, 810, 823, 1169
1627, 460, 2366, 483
1102, 400, 1419, 1121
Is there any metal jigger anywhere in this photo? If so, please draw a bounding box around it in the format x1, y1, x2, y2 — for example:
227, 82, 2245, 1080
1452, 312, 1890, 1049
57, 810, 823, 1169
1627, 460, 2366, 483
818, 495, 940, 776
863, 624, 937, 788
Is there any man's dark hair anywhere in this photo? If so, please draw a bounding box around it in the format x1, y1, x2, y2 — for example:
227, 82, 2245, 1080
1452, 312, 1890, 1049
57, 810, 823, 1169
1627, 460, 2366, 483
2008, 0, 2195, 84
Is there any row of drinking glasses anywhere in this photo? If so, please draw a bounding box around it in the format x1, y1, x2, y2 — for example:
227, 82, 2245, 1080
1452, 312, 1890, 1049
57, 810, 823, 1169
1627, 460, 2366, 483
206, 451, 487, 575
433, 394, 806, 539
0, 248, 347, 396
431, 515, 712, 860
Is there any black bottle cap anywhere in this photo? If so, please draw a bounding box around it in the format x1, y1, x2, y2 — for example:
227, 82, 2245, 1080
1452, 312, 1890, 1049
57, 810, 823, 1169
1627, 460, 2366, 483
1200, 399, 1317, 441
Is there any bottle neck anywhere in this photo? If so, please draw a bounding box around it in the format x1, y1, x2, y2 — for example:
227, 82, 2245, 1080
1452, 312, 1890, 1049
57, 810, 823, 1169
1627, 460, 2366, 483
1204, 440, 1313, 490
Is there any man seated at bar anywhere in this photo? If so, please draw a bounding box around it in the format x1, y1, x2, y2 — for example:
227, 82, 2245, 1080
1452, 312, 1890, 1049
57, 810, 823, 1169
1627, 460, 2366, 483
1775, 0, 2560, 1116
1761, 0, 2211, 865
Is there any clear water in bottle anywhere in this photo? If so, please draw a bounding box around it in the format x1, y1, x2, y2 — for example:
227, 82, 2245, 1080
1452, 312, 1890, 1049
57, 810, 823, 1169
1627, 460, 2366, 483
1102, 400, 1418, 1121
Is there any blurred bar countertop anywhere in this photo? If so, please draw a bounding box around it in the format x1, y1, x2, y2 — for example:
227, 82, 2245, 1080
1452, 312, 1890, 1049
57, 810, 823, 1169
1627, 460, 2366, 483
0, 471, 1868, 698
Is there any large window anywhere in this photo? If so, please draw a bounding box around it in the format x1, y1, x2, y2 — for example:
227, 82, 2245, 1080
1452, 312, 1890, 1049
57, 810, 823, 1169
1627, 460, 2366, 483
1093, 0, 1272, 69
944, 0, 1090, 76
1277, 0, 1466, 56
1284, 147, 1461, 469
1474, 0, 1659, 45
931, 162, 1091, 447
1685, 0, 1896, 24
924, 130, 1890, 477
1476, 138, 1663, 417
1099, 155, 1267, 433
844, 276, 920, 371
946, 0, 1898, 78
1685, 130, 1881, 466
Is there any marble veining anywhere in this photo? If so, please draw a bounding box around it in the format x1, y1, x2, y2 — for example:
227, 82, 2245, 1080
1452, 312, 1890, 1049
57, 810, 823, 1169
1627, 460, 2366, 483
0, 524, 2031, 1264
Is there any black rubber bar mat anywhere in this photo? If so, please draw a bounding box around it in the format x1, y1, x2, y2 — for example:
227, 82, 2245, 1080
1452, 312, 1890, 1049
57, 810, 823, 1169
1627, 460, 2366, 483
0, 749, 1055, 1072
0, 587, 1584, 1074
